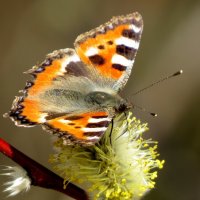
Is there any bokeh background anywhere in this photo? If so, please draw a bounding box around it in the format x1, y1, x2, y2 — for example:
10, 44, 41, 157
0, 0, 200, 199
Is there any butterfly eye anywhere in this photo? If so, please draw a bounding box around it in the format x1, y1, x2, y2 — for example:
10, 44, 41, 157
96, 93, 106, 100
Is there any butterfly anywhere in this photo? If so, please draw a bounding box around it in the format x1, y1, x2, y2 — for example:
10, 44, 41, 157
5, 12, 143, 145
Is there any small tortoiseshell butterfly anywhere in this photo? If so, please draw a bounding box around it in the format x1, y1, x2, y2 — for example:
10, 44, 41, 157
5, 12, 143, 145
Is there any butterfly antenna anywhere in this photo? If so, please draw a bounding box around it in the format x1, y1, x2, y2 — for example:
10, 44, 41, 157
134, 104, 158, 117
132, 70, 183, 96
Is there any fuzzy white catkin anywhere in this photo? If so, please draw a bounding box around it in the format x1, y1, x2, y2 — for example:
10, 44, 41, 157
1, 166, 31, 196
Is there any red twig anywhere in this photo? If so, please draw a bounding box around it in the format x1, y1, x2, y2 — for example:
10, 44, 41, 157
0, 138, 89, 200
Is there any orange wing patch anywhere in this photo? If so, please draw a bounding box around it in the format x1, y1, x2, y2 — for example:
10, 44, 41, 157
44, 111, 111, 144
26, 49, 78, 96
76, 24, 129, 79
17, 59, 64, 124
27, 60, 63, 96
21, 99, 44, 123
6, 96, 40, 126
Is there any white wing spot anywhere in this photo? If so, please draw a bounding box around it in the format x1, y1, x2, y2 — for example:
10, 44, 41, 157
115, 37, 139, 49
85, 47, 99, 57
58, 53, 80, 75
39, 113, 48, 123
58, 119, 71, 124
82, 127, 107, 132
88, 117, 111, 123
112, 54, 134, 67
87, 136, 101, 140
129, 24, 141, 33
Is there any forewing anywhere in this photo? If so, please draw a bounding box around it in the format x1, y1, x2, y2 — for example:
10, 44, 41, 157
6, 48, 92, 127
74, 12, 143, 91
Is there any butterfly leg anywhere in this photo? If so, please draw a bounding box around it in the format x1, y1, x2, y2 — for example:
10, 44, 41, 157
109, 119, 114, 146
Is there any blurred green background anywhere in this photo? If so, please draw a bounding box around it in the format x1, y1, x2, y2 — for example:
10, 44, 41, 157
0, 0, 200, 199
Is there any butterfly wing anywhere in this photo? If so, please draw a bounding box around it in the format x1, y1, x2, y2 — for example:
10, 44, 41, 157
74, 12, 143, 91
7, 49, 90, 127
43, 111, 111, 145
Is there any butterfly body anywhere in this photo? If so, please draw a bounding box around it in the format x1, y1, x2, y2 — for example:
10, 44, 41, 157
6, 12, 143, 145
